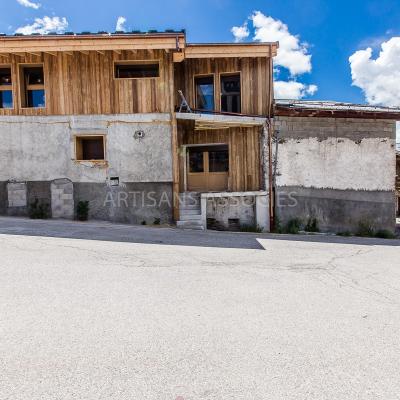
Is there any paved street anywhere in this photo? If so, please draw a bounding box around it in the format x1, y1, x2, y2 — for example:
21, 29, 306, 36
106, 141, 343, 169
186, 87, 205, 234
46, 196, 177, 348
0, 217, 400, 400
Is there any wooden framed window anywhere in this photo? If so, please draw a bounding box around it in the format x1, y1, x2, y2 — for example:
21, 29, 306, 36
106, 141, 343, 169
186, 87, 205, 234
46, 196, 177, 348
194, 75, 215, 111
20, 65, 45, 108
0, 67, 13, 109
221, 73, 241, 113
75, 135, 106, 161
114, 61, 159, 79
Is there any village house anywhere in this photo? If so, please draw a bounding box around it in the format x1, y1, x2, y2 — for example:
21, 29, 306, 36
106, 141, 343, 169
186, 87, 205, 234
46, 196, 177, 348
0, 31, 398, 233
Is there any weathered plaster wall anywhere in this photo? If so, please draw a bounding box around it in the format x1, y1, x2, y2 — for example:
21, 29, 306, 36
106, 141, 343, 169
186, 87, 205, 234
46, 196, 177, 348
0, 114, 173, 183
274, 116, 397, 232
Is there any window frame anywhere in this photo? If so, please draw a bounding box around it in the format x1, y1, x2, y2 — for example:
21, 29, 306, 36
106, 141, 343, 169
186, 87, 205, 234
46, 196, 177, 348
113, 60, 161, 80
220, 72, 242, 114
0, 64, 14, 110
18, 63, 46, 110
193, 73, 216, 112
74, 134, 107, 163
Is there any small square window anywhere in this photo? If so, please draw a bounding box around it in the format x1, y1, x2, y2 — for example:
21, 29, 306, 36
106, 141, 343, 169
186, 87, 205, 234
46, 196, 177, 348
0, 67, 13, 109
115, 62, 159, 79
75, 136, 105, 161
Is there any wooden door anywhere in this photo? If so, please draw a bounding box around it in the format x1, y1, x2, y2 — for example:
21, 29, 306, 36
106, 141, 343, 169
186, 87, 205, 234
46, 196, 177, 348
187, 145, 229, 192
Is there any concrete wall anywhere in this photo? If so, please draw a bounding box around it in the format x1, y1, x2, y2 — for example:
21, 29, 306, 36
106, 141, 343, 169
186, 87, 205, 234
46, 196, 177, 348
274, 117, 397, 233
0, 114, 173, 223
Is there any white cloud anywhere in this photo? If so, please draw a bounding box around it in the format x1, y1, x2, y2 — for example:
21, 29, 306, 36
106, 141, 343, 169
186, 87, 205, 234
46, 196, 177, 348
251, 11, 312, 76
16, 0, 41, 9
15, 16, 68, 35
274, 81, 318, 99
349, 37, 400, 107
231, 23, 249, 43
115, 16, 127, 32
231, 11, 317, 99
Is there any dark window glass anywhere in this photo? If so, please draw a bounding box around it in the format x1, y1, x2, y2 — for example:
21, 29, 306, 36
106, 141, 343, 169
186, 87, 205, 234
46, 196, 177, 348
27, 89, 45, 108
0, 68, 12, 86
0, 91, 13, 109
188, 149, 204, 173
25, 67, 44, 85
81, 138, 104, 160
209, 147, 229, 172
115, 63, 159, 78
195, 76, 214, 111
221, 74, 241, 113
23, 66, 45, 108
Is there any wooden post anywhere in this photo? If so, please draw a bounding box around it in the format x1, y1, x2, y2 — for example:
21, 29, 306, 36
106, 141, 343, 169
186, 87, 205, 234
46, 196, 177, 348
168, 53, 180, 221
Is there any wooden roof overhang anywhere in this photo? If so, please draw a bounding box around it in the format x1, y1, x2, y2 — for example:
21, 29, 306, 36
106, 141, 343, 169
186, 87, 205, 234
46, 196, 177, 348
173, 42, 278, 62
176, 112, 267, 131
0, 32, 186, 56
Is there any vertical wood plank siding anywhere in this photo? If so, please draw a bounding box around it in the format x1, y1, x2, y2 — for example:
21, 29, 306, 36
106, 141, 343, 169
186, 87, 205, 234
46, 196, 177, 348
174, 57, 272, 116
178, 121, 261, 192
0, 50, 173, 116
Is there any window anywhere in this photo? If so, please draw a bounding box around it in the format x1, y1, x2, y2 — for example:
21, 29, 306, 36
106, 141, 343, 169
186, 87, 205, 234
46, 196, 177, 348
75, 136, 105, 161
195, 76, 214, 111
221, 74, 241, 113
115, 62, 159, 79
208, 145, 229, 172
188, 148, 204, 173
20, 65, 45, 108
0, 67, 13, 109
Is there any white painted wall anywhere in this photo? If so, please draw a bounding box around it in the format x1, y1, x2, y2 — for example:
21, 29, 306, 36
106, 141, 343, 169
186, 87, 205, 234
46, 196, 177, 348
275, 137, 395, 191
0, 114, 173, 183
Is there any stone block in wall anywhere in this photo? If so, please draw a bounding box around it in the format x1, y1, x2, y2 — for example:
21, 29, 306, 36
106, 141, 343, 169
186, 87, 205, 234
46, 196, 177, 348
51, 179, 74, 219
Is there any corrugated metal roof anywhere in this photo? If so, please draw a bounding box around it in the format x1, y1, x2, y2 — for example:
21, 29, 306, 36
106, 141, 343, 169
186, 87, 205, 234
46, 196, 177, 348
0, 29, 185, 38
276, 99, 400, 113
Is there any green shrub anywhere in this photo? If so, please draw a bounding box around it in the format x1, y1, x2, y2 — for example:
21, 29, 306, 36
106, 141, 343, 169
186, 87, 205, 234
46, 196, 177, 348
375, 229, 396, 239
76, 201, 89, 221
29, 198, 50, 219
272, 216, 284, 234
356, 219, 375, 237
153, 217, 161, 225
285, 218, 302, 234
141, 220, 147, 225
337, 230, 352, 237
240, 224, 263, 233
305, 217, 320, 233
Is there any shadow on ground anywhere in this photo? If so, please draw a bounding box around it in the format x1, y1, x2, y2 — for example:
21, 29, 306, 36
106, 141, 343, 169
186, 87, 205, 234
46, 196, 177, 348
0, 217, 399, 250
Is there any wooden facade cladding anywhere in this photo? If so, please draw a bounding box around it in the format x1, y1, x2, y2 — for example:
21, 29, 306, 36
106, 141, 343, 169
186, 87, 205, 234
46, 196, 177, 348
178, 120, 261, 192
174, 57, 272, 116
0, 50, 174, 116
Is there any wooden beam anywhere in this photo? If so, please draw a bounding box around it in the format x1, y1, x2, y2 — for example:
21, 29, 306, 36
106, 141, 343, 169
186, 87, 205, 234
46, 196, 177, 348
173, 51, 185, 63
113, 50, 121, 55
80, 50, 89, 55
96, 50, 105, 55
0, 35, 186, 53
28, 52, 42, 57
44, 51, 57, 56
184, 43, 278, 59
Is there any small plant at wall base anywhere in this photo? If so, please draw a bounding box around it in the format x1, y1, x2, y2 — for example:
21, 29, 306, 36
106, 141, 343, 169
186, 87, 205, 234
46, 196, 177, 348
29, 198, 50, 219
356, 219, 375, 237
286, 218, 302, 234
375, 229, 396, 239
240, 224, 263, 233
305, 217, 320, 233
77, 201, 89, 221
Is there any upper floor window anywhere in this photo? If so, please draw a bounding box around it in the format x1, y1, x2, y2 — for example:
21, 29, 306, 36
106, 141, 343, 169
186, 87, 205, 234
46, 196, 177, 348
221, 74, 241, 113
195, 76, 214, 111
0, 67, 13, 109
115, 62, 159, 79
20, 65, 45, 108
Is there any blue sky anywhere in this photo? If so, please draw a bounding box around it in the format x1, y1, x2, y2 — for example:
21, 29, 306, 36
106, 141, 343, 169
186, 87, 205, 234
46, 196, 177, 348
1, 0, 400, 106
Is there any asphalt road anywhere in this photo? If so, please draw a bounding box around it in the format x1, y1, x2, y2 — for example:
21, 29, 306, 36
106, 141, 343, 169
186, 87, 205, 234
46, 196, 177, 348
0, 217, 400, 400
